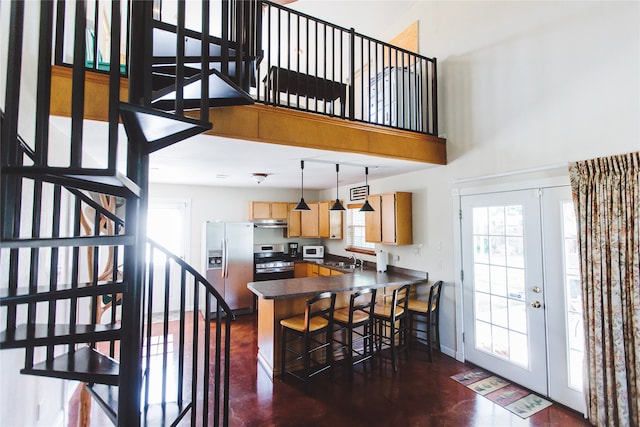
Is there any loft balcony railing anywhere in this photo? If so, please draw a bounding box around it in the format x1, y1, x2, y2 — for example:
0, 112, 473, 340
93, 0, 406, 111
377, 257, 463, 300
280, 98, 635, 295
53, 0, 438, 136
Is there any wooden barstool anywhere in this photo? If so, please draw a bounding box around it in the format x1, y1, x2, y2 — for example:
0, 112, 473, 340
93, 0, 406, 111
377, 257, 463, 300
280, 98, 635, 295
373, 284, 410, 372
280, 292, 336, 382
408, 281, 443, 361
332, 288, 377, 377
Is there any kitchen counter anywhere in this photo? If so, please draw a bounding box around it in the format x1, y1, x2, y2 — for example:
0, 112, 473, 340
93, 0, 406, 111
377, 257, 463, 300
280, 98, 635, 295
248, 267, 428, 379
248, 268, 427, 300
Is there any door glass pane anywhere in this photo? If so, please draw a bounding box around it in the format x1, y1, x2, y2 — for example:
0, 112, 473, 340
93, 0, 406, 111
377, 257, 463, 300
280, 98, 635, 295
472, 205, 528, 368
562, 202, 584, 391
474, 264, 491, 293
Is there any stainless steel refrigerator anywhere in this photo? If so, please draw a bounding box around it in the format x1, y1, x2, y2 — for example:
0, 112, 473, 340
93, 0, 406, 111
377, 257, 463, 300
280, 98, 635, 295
202, 221, 254, 314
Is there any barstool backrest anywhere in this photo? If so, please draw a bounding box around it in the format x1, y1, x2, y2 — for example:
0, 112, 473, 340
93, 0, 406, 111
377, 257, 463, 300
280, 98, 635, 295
304, 291, 336, 333
427, 280, 442, 321
390, 284, 411, 320
348, 288, 377, 325
428, 281, 443, 316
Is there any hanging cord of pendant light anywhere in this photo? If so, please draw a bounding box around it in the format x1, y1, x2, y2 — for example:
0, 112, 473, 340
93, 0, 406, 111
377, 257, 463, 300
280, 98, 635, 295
360, 167, 375, 212
330, 164, 346, 211
294, 160, 311, 211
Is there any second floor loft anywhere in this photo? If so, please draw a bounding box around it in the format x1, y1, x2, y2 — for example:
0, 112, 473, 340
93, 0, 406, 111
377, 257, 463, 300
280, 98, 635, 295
47, 0, 445, 164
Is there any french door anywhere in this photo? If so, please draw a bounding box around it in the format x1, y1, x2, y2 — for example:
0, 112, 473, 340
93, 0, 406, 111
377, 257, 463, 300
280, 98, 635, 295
461, 186, 585, 413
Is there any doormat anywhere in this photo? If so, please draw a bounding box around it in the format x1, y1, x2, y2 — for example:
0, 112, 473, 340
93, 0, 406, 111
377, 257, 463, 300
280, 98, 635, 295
451, 368, 552, 419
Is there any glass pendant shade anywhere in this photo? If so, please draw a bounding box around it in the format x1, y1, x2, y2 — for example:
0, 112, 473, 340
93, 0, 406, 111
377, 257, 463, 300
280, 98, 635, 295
329, 164, 345, 211
359, 167, 375, 212
294, 160, 311, 211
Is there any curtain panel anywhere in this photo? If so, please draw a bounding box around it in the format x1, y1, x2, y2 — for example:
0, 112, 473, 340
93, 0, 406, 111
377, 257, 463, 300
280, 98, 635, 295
569, 151, 640, 427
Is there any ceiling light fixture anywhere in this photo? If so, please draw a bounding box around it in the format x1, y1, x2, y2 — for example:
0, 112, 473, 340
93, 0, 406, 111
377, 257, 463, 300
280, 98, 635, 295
251, 173, 268, 184
293, 160, 311, 211
359, 167, 375, 212
330, 164, 346, 211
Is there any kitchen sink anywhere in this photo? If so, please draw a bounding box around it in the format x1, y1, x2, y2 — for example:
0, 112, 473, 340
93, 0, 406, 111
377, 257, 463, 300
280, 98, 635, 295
324, 261, 347, 267
323, 261, 359, 270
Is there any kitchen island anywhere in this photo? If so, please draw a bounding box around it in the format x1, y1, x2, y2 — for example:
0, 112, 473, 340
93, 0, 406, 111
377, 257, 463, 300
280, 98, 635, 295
248, 267, 428, 379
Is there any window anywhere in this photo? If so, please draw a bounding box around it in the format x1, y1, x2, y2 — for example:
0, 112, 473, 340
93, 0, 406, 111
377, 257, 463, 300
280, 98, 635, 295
346, 205, 375, 253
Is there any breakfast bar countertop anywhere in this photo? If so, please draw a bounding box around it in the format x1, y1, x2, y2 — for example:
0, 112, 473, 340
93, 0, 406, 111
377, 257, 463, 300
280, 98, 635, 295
248, 268, 428, 300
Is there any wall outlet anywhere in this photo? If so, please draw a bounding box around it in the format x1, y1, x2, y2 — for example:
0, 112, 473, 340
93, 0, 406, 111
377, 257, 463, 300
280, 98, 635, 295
393, 255, 400, 261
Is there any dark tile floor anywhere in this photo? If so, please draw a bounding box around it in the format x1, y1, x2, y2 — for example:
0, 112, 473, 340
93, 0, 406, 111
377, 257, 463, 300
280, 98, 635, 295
225, 313, 592, 427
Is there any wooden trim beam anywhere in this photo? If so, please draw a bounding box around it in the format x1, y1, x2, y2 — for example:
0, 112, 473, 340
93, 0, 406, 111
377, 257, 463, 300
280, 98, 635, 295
49, 67, 446, 165
50, 65, 129, 121
197, 104, 446, 165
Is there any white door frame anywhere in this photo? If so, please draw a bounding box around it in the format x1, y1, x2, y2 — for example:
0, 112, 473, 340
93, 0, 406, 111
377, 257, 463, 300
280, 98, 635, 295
452, 176, 570, 364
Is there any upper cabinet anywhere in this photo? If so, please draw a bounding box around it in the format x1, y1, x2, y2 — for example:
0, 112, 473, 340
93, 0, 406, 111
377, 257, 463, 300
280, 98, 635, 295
365, 192, 412, 245
301, 202, 320, 237
286, 201, 343, 239
286, 202, 317, 238
319, 201, 343, 239
287, 202, 301, 237
249, 201, 289, 220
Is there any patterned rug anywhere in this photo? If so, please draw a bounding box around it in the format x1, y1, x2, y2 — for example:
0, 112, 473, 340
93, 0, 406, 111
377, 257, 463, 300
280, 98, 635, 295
451, 368, 553, 419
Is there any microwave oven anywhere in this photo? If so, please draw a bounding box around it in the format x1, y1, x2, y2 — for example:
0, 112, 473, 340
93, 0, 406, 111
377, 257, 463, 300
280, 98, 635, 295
302, 245, 324, 259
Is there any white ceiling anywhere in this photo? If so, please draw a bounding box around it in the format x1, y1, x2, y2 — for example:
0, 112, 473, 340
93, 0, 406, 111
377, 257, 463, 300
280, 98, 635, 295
49, 117, 436, 191
148, 132, 436, 190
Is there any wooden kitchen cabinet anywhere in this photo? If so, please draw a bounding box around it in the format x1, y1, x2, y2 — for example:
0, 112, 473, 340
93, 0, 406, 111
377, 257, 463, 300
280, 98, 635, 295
365, 192, 412, 245
287, 203, 301, 237
319, 201, 343, 239
300, 202, 319, 237
364, 194, 383, 243
294, 262, 308, 278
318, 266, 331, 277
286, 202, 318, 238
249, 201, 289, 220
307, 264, 319, 277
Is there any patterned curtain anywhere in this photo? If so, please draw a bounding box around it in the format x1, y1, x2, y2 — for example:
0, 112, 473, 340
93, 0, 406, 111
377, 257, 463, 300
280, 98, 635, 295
569, 151, 640, 427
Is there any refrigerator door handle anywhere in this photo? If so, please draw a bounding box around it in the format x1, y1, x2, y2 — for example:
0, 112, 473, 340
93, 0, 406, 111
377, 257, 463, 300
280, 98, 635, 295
221, 238, 226, 279
223, 238, 229, 278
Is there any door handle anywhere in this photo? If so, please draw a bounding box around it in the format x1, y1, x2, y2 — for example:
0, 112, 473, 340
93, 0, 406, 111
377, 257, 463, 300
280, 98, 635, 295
531, 301, 542, 308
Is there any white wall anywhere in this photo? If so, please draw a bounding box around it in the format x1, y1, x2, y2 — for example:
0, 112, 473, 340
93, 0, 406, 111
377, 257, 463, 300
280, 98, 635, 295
148, 183, 323, 270
1, 2, 71, 425
316, 0, 640, 358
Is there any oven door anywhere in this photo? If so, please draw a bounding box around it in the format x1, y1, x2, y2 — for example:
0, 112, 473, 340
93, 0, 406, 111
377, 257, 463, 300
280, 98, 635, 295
254, 269, 294, 282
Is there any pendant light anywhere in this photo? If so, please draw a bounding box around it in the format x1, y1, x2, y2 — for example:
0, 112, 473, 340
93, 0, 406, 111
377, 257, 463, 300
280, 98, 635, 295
294, 160, 311, 211
330, 164, 346, 211
359, 167, 375, 212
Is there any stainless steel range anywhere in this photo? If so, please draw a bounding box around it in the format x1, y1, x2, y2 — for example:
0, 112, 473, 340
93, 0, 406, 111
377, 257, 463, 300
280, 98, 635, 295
253, 243, 295, 281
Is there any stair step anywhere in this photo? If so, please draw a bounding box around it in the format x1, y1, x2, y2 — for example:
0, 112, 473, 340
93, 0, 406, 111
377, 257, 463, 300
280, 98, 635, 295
0, 281, 124, 306
2, 166, 142, 198
151, 68, 254, 111
152, 20, 238, 61
21, 346, 119, 385
86, 384, 118, 425
142, 402, 191, 427
0, 323, 121, 349
119, 103, 212, 154
88, 384, 190, 427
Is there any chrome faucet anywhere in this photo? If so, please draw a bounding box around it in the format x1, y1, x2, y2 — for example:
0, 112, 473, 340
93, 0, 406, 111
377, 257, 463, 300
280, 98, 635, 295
350, 254, 362, 269
350, 254, 358, 267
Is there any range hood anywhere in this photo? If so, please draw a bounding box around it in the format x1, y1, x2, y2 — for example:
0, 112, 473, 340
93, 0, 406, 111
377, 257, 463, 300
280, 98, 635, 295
252, 219, 288, 229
